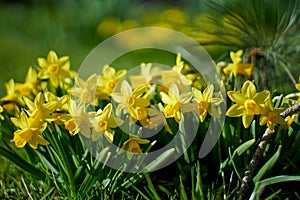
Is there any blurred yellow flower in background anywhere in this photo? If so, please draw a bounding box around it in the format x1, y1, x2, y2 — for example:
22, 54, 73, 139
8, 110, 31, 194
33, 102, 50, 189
226, 80, 269, 128
15, 67, 41, 97
223, 50, 254, 77
0, 79, 23, 105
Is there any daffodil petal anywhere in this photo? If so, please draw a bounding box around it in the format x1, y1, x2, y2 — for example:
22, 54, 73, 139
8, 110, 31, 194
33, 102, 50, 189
227, 91, 246, 104
242, 81, 257, 98
203, 85, 213, 100
226, 104, 244, 117
242, 114, 253, 128
121, 80, 133, 95
254, 90, 270, 104
160, 92, 173, 104
135, 98, 150, 107
111, 93, 124, 103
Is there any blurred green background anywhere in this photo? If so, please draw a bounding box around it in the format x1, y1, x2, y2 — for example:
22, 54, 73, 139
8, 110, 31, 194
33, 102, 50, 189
0, 0, 209, 96
1, 0, 299, 95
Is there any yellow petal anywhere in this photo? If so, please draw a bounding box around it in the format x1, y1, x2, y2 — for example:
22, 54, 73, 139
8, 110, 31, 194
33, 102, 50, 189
121, 80, 132, 95
179, 92, 193, 104
111, 93, 124, 103
37, 58, 48, 68
227, 91, 246, 104
108, 116, 123, 128
103, 65, 116, 79
242, 81, 257, 98
192, 87, 203, 101
223, 64, 235, 75
168, 83, 180, 99
47, 50, 58, 63
13, 130, 28, 148
134, 98, 150, 108
30, 135, 49, 149
296, 83, 300, 91
226, 104, 244, 117
130, 137, 150, 144
103, 130, 114, 143
254, 90, 270, 104
160, 92, 173, 104
116, 71, 126, 81
236, 63, 254, 77
203, 85, 213, 100
242, 114, 254, 128
259, 115, 268, 126
101, 103, 112, 119
92, 131, 101, 141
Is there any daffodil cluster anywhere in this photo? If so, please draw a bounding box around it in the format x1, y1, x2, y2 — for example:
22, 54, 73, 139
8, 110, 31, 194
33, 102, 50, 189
0, 51, 225, 157
2, 49, 296, 156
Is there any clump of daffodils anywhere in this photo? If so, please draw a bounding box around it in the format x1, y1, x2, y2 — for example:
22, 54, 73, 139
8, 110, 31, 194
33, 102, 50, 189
0, 50, 226, 157
1, 49, 296, 156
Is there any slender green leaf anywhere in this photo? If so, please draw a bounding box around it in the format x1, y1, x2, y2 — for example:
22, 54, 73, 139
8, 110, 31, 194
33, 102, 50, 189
253, 145, 282, 183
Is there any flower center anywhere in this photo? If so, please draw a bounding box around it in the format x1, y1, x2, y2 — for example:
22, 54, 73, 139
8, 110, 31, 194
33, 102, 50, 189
97, 119, 108, 132
128, 140, 142, 154
266, 112, 279, 124
244, 99, 260, 115
48, 64, 60, 75
105, 80, 116, 94
137, 108, 148, 120
128, 96, 135, 106
197, 101, 209, 115
165, 101, 180, 118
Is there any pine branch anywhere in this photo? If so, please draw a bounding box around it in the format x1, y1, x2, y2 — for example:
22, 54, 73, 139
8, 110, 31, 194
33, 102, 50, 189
237, 103, 300, 199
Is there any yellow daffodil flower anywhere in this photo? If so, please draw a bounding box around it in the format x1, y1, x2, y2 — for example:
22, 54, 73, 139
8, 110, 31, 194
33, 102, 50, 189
161, 53, 192, 89
223, 50, 254, 77
120, 136, 150, 159
59, 101, 92, 137
259, 99, 285, 132
226, 81, 269, 128
11, 111, 49, 149
97, 65, 126, 99
15, 67, 41, 96
69, 74, 98, 105
90, 103, 123, 142
111, 80, 150, 117
23, 92, 57, 124
44, 92, 69, 111
1, 79, 18, 102
192, 85, 223, 122
130, 63, 161, 88
37, 50, 74, 87
160, 83, 193, 122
